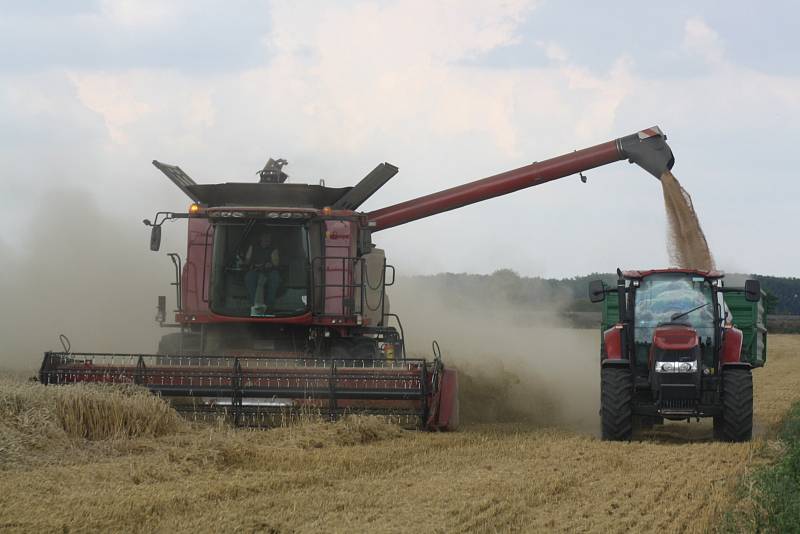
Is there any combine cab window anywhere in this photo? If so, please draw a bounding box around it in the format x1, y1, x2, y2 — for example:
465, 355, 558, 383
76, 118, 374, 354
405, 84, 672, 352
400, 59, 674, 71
210, 222, 310, 317
634, 274, 715, 344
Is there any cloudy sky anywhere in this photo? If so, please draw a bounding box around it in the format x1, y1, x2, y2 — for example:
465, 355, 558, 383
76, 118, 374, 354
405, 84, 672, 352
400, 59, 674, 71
2, 0, 799, 278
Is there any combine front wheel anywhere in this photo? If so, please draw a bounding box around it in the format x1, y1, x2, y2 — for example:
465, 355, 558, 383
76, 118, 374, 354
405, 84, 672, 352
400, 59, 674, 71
716, 368, 753, 442
601, 366, 633, 441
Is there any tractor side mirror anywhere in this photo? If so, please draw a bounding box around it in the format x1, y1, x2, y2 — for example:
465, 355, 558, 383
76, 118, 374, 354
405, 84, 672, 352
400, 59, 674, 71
744, 279, 761, 302
150, 225, 162, 252
589, 280, 606, 303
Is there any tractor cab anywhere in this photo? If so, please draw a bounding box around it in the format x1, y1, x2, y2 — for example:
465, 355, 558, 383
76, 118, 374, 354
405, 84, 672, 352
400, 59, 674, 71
632, 272, 718, 373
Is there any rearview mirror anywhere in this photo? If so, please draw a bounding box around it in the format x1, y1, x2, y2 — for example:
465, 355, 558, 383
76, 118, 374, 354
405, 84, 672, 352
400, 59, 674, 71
589, 280, 606, 303
384, 265, 396, 286
744, 279, 761, 302
150, 225, 162, 251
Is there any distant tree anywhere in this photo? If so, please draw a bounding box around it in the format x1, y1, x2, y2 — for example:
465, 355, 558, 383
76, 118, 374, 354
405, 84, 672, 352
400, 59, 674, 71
763, 290, 779, 315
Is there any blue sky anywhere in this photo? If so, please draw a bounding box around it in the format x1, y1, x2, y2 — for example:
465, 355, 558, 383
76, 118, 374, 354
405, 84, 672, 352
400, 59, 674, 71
1, 0, 799, 278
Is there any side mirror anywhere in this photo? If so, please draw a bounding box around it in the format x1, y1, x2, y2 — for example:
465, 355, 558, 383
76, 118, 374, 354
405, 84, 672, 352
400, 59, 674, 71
744, 279, 761, 302
589, 280, 606, 303
150, 225, 162, 251
384, 265, 396, 286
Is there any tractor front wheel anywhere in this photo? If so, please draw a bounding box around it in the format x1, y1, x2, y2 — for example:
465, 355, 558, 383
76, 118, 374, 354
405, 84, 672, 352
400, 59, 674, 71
716, 368, 753, 442
601, 366, 633, 441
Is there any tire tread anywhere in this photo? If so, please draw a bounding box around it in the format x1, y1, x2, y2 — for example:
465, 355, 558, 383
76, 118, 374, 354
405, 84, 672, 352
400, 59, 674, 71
719, 369, 753, 442
601, 366, 633, 441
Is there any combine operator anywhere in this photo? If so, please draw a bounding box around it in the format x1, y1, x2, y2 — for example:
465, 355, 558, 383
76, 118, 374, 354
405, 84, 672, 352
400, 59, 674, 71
244, 231, 281, 315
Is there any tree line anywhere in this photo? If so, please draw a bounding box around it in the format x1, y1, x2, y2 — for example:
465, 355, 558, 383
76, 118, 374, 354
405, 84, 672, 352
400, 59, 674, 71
404, 270, 800, 315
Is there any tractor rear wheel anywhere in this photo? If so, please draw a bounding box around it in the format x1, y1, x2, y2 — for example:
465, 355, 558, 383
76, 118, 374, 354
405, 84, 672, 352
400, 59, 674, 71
717, 368, 753, 442
601, 366, 633, 441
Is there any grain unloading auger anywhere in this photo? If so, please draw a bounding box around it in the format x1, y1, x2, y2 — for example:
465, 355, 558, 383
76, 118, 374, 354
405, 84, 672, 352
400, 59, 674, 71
40, 127, 674, 429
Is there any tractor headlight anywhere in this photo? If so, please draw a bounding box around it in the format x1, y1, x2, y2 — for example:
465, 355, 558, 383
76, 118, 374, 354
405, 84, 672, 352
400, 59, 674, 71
655, 361, 698, 373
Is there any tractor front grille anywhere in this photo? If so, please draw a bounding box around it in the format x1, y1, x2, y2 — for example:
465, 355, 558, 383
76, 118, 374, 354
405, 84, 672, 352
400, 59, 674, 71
653, 347, 699, 362
660, 399, 696, 412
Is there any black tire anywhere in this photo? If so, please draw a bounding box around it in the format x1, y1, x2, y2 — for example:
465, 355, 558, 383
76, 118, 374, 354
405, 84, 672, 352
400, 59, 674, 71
601, 366, 633, 441
158, 332, 184, 354
634, 416, 655, 431
713, 415, 724, 440
157, 333, 185, 365
329, 340, 353, 359
350, 338, 379, 360
329, 339, 379, 360
717, 368, 753, 442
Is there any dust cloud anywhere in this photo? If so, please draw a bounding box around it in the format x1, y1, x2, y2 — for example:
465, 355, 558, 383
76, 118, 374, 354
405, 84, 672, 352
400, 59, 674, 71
660, 171, 715, 270
388, 275, 600, 434
0, 189, 173, 374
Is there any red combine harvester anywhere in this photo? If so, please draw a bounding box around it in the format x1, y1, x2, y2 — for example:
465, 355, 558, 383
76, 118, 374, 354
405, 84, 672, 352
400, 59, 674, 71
40, 127, 674, 429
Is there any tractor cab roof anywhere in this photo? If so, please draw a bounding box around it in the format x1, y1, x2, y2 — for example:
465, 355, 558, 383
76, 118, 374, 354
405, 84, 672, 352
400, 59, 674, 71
622, 268, 724, 280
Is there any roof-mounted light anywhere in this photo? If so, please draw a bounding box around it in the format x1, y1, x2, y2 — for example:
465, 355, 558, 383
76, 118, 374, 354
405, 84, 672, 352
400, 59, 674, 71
189, 203, 201, 215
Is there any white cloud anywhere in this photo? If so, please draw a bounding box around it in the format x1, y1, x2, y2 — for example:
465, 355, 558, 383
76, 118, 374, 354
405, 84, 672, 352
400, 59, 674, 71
538, 41, 568, 62
70, 72, 153, 144
683, 17, 725, 64
99, 0, 182, 29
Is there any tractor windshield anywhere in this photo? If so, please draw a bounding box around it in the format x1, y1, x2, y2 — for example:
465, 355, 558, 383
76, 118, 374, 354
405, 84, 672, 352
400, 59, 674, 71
634, 273, 715, 344
210, 221, 310, 317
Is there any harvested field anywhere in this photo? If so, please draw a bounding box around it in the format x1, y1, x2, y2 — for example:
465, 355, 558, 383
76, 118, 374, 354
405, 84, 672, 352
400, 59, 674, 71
1, 334, 799, 533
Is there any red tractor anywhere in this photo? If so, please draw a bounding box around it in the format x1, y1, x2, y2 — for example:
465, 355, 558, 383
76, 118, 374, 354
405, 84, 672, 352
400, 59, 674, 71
40, 127, 675, 429
590, 269, 766, 441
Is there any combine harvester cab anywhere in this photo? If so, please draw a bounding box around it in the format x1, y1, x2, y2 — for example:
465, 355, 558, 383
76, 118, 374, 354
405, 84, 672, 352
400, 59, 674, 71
41, 126, 675, 430
590, 269, 766, 442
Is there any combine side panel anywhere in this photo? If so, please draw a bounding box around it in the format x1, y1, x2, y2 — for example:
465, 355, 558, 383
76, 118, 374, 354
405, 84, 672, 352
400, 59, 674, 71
182, 217, 213, 316
320, 220, 358, 317
431, 368, 459, 431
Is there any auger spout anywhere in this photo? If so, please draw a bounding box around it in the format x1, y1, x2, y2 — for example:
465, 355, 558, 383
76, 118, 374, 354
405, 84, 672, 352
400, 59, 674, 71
616, 126, 674, 180
367, 126, 674, 231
